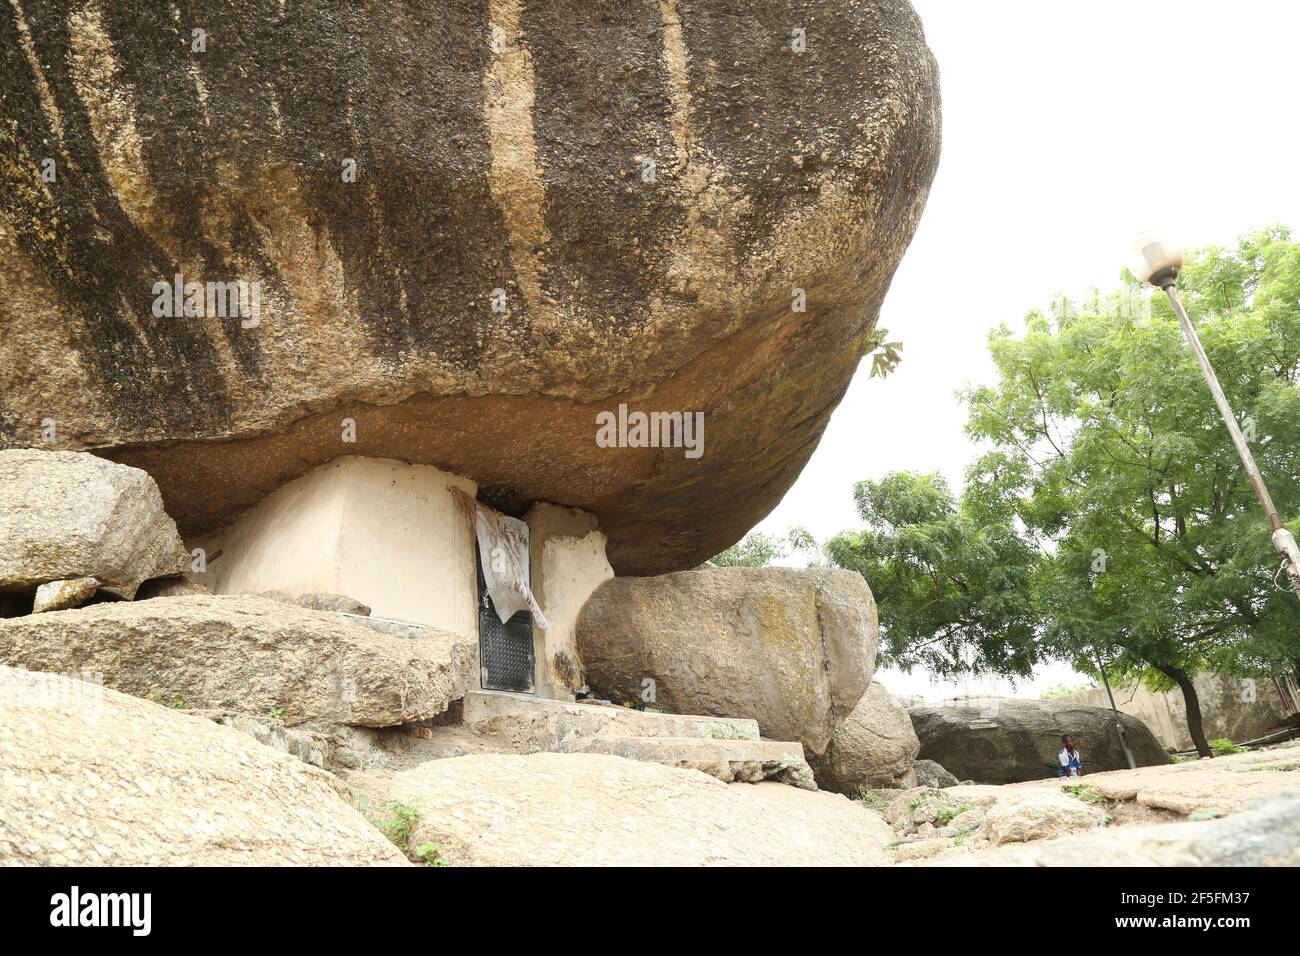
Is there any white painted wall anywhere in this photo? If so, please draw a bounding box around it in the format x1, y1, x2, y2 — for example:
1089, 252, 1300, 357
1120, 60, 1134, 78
526, 503, 613, 700
194, 456, 478, 639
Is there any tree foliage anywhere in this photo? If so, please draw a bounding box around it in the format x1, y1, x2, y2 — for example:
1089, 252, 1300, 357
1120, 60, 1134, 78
964, 227, 1300, 688
710, 527, 820, 568
827, 229, 1300, 742
824, 472, 1039, 677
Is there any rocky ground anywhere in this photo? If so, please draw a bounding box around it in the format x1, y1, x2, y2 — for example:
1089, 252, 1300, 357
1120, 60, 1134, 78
869, 741, 1300, 866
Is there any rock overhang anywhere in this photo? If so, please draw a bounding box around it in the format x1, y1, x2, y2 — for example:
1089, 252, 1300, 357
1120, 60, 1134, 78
0, 0, 941, 574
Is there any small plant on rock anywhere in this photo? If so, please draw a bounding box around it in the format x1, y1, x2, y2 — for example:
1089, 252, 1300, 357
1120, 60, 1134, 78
1209, 738, 1247, 756
936, 804, 972, 826
1064, 784, 1105, 805
857, 790, 890, 813
268, 705, 285, 720
359, 795, 450, 867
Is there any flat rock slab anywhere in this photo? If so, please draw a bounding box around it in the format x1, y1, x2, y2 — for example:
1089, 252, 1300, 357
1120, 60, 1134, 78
354, 752, 893, 866
921, 792, 1300, 867
0, 449, 188, 597
0, 595, 474, 728
463, 689, 762, 750
1056, 744, 1300, 814
558, 735, 816, 789
0, 665, 406, 865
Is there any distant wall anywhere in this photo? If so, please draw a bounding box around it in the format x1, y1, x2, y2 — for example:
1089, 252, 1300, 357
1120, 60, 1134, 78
1061, 674, 1299, 751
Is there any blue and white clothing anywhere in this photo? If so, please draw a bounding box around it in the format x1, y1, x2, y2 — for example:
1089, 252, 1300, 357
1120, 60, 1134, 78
1058, 747, 1082, 777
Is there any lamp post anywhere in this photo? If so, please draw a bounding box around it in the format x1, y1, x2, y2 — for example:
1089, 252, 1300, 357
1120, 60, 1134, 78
1131, 233, 1300, 599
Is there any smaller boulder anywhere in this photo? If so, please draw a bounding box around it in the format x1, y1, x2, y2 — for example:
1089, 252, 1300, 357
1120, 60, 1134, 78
32, 576, 100, 613
0, 595, 473, 728
980, 787, 1108, 845
577, 567, 879, 758
0, 450, 188, 601
812, 681, 919, 793
914, 758, 960, 789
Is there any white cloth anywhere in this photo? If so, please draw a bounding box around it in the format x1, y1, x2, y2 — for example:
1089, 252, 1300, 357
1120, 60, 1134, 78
472, 507, 548, 629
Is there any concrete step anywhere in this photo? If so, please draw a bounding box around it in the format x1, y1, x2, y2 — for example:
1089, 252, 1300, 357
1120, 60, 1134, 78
463, 689, 761, 750
559, 735, 816, 790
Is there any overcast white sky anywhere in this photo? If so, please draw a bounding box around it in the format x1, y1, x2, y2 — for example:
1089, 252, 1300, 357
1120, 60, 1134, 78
755, 0, 1300, 700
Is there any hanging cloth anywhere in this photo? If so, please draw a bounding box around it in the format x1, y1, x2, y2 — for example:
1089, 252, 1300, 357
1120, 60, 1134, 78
461, 493, 548, 628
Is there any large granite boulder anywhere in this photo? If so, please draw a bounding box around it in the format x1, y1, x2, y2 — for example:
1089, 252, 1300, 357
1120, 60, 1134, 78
0, 665, 406, 865
812, 680, 919, 792
0, 0, 940, 575
350, 751, 893, 866
576, 566, 878, 757
908, 698, 1172, 784
0, 594, 474, 728
0, 449, 188, 601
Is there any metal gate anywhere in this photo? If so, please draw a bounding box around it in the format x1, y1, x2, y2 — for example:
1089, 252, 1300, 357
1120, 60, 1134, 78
477, 544, 535, 693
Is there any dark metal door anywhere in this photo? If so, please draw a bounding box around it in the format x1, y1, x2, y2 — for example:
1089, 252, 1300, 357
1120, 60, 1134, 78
476, 544, 535, 693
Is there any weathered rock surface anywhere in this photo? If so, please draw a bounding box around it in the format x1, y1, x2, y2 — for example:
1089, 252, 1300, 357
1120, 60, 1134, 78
186, 708, 337, 770
1070, 744, 1300, 814
0, 0, 940, 576
0, 450, 188, 599
256, 590, 372, 616
813, 681, 919, 792
0, 595, 474, 728
577, 567, 879, 757
31, 576, 99, 613
913, 758, 959, 789
0, 665, 407, 865
979, 787, 1107, 845
882, 781, 1105, 858
135, 574, 213, 599
908, 698, 1171, 784
558, 735, 816, 789
351, 752, 893, 866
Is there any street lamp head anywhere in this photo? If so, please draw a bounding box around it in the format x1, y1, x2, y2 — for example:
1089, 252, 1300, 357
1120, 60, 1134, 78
1131, 231, 1184, 288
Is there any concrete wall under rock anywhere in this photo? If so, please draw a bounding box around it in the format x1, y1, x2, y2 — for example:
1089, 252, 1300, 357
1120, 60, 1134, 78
525, 503, 614, 701
193, 456, 478, 639
1060, 674, 1299, 752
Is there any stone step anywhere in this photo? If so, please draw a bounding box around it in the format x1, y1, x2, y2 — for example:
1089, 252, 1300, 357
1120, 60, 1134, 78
462, 689, 761, 750
558, 735, 816, 790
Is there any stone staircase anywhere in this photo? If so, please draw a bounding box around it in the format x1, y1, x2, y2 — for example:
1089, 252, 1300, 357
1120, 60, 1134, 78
462, 690, 815, 789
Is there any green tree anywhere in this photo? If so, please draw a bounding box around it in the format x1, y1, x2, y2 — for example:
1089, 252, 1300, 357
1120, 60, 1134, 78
824, 471, 1041, 677
963, 227, 1300, 755
711, 527, 819, 568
